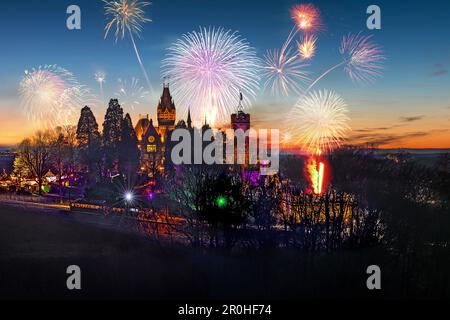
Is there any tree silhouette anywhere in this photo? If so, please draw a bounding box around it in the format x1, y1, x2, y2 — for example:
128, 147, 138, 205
119, 113, 140, 176
76, 106, 100, 146
76, 106, 102, 184
102, 99, 124, 177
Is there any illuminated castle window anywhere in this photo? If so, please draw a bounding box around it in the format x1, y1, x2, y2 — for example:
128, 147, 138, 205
147, 145, 156, 153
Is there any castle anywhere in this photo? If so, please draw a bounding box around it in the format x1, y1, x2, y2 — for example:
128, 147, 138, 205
135, 84, 250, 178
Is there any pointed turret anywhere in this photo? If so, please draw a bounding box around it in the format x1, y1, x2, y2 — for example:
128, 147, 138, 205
158, 83, 176, 112
157, 83, 177, 136
187, 108, 192, 129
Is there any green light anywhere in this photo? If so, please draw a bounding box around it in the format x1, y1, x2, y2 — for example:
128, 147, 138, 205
216, 196, 227, 208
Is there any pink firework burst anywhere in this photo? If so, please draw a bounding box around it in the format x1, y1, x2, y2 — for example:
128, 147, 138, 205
340, 32, 385, 83
161, 27, 260, 126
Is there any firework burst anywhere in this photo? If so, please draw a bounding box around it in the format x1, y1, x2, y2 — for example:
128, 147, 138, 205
289, 90, 350, 154
263, 45, 309, 97
297, 34, 317, 60
95, 71, 106, 84
104, 0, 151, 40
19, 65, 91, 129
115, 77, 149, 110
104, 0, 153, 92
305, 33, 385, 93
95, 71, 106, 101
161, 27, 260, 126
340, 32, 385, 83
291, 3, 322, 34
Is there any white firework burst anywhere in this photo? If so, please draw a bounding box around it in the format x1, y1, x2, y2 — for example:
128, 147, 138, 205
161, 27, 260, 126
115, 77, 149, 110
95, 71, 106, 84
263, 45, 309, 97
19, 65, 91, 129
289, 90, 351, 154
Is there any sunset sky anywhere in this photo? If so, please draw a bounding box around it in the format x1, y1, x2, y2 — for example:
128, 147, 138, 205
0, 0, 449, 148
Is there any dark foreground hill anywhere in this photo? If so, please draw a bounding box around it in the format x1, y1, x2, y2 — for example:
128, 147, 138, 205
0, 203, 448, 300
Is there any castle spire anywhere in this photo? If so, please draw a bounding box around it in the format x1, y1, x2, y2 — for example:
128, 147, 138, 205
237, 91, 244, 112
187, 108, 192, 129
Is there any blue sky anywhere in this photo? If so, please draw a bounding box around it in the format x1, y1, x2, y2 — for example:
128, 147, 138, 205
0, 0, 449, 147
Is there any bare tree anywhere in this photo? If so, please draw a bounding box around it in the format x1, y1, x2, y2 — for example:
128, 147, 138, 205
16, 131, 52, 195
50, 126, 78, 201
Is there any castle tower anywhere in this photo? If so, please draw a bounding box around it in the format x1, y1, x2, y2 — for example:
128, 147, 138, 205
231, 92, 250, 132
157, 83, 176, 141
231, 93, 250, 164
231, 93, 251, 165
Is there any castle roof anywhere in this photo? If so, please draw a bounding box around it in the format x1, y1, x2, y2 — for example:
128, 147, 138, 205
142, 119, 162, 145
135, 115, 150, 141
157, 85, 176, 112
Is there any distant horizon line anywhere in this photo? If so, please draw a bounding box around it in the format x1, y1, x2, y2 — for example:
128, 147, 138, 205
1, 144, 450, 152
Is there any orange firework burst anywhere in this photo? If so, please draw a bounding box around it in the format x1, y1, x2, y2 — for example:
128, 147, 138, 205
298, 35, 317, 60
291, 4, 322, 33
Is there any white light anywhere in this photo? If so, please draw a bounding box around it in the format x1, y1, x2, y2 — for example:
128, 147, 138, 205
125, 191, 134, 202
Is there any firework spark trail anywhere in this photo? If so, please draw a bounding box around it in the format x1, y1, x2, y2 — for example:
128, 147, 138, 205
263, 45, 310, 97
104, 0, 153, 93
305, 33, 385, 94
19, 65, 92, 130
288, 90, 350, 154
115, 77, 149, 110
304, 61, 346, 94
282, 26, 300, 53
161, 27, 260, 126
262, 4, 322, 97
129, 29, 153, 93
280, 3, 322, 55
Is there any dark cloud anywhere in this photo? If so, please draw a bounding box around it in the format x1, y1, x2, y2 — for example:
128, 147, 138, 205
399, 115, 425, 122
353, 124, 407, 135
354, 127, 390, 133
431, 64, 448, 77
432, 70, 448, 77
349, 129, 448, 147
351, 98, 399, 106
349, 132, 426, 146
